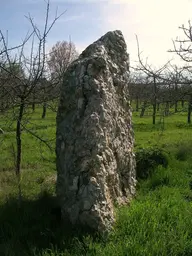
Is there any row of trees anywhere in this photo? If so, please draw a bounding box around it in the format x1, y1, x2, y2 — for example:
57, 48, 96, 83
0, 39, 78, 115
129, 24, 192, 125
0, 1, 78, 203
129, 66, 192, 124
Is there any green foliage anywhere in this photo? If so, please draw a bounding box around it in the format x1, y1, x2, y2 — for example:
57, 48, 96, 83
136, 147, 168, 179
175, 141, 192, 161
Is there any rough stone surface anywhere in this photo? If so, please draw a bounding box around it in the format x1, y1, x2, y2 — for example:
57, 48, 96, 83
56, 30, 136, 232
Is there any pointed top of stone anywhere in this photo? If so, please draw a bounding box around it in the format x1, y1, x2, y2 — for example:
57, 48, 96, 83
99, 30, 126, 45
79, 30, 128, 60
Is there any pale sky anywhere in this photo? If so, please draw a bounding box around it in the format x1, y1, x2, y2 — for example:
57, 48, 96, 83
1, 0, 192, 68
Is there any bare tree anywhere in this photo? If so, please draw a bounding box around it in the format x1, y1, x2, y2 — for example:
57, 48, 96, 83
0, 0, 64, 204
34, 40, 79, 118
129, 70, 152, 116
134, 34, 192, 125
47, 40, 79, 82
133, 36, 174, 125
169, 20, 192, 123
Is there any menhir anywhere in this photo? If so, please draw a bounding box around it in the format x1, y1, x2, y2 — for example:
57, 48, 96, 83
56, 30, 136, 232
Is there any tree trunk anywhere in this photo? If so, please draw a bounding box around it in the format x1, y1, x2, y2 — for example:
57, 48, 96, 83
16, 99, 25, 205
175, 101, 178, 113
181, 100, 184, 108
157, 103, 160, 111
152, 103, 156, 125
152, 76, 157, 125
136, 96, 139, 112
164, 101, 170, 116
1, 87, 5, 112
32, 103, 35, 112
42, 102, 47, 119
174, 83, 178, 113
187, 95, 192, 124
140, 101, 147, 117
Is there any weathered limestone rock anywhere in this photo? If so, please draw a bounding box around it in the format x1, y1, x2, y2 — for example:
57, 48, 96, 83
56, 30, 136, 232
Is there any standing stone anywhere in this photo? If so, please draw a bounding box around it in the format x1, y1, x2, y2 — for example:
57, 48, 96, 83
56, 30, 136, 232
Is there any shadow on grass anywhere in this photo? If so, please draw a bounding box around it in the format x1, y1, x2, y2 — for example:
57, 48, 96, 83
0, 192, 96, 256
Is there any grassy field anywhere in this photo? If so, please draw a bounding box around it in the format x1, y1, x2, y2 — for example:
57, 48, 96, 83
0, 104, 192, 256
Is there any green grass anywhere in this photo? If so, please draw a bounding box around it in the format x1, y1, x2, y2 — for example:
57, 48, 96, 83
0, 105, 192, 255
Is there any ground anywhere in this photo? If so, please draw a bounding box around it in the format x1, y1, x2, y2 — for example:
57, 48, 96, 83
0, 103, 192, 256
